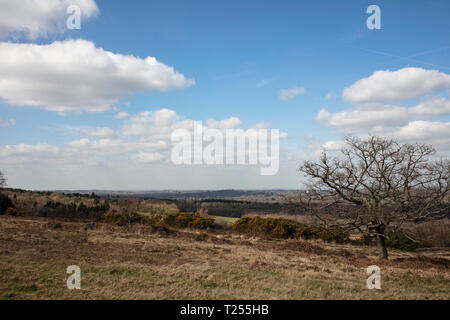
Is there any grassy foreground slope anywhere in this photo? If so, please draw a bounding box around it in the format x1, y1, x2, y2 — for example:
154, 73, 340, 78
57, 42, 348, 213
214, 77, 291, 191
0, 215, 448, 299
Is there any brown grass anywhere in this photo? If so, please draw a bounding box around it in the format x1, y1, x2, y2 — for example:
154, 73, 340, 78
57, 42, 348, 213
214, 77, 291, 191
0, 215, 448, 300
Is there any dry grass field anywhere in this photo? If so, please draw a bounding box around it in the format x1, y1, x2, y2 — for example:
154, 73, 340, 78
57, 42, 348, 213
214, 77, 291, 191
0, 215, 448, 300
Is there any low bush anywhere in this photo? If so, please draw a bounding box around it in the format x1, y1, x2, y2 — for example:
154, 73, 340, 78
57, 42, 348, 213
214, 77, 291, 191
102, 211, 215, 230
233, 216, 350, 243
148, 212, 215, 230
317, 226, 349, 244
385, 230, 419, 252
4, 207, 26, 216
232, 216, 301, 238
101, 211, 144, 226
0, 193, 14, 214
294, 226, 321, 240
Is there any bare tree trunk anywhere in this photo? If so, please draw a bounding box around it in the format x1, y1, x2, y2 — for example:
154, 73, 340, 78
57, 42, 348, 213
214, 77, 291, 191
376, 234, 388, 259
375, 224, 388, 259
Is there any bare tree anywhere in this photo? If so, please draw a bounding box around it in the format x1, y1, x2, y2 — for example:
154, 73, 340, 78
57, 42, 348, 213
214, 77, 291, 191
298, 136, 449, 259
0, 171, 6, 188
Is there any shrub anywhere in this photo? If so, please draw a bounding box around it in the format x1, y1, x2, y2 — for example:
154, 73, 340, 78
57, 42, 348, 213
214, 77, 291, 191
38, 200, 76, 218
385, 230, 419, 252
103, 212, 215, 230
232, 216, 302, 238
4, 207, 17, 216
102, 211, 143, 226
294, 226, 321, 240
317, 226, 349, 244
153, 212, 215, 230
4, 207, 26, 217
233, 216, 351, 243
0, 193, 14, 214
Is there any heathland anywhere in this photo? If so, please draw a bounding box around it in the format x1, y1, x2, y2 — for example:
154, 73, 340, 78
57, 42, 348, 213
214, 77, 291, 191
0, 188, 448, 299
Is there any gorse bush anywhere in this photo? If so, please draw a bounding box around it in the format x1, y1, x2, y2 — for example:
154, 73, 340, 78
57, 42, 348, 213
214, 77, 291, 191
232, 216, 300, 238
317, 226, 349, 244
102, 211, 215, 230
232, 216, 350, 243
4, 207, 26, 216
148, 212, 215, 230
294, 226, 322, 240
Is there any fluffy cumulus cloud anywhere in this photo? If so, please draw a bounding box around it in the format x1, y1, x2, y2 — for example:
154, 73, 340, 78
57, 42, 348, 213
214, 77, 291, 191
279, 87, 306, 100
114, 112, 129, 119
318, 67, 450, 152
343, 67, 450, 104
0, 0, 99, 39
0, 39, 195, 114
409, 97, 450, 116
385, 121, 450, 147
316, 105, 411, 131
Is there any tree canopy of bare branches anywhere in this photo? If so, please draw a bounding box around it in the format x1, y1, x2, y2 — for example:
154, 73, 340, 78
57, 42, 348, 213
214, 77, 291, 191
298, 136, 449, 259
0, 171, 6, 188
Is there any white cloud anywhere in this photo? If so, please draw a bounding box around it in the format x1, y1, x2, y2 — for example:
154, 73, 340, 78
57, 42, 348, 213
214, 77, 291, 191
317, 68, 450, 153
0, 109, 255, 165
409, 97, 450, 116
0, 117, 15, 127
0, 108, 299, 189
205, 117, 243, 129
80, 127, 115, 138
324, 92, 334, 100
343, 68, 450, 104
132, 152, 165, 164
251, 122, 271, 130
256, 79, 271, 88
385, 121, 450, 144
279, 132, 289, 139
316, 109, 331, 122
0, 143, 59, 162
114, 112, 129, 119
122, 109, 181, 137
322, 140, 346, 152
317, 105, 411, 131
317, 96, 450, 132
279, 87, 306, 100
0, 39, 195, 114
0, 0, 99, 39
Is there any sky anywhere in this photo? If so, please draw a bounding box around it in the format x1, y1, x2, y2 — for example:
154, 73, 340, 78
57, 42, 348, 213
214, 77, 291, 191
0, 0, 449, 190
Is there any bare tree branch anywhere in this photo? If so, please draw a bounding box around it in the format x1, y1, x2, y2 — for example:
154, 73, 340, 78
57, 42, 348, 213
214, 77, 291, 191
298, 136, 449, 259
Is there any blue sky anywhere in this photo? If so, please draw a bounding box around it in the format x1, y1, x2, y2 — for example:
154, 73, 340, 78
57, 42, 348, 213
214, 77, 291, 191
0, 0, 449, 190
